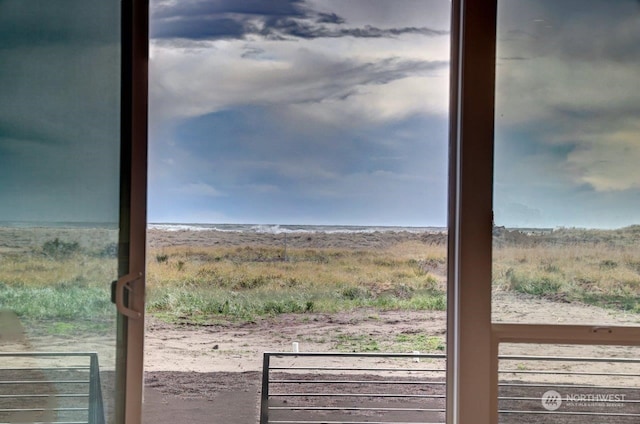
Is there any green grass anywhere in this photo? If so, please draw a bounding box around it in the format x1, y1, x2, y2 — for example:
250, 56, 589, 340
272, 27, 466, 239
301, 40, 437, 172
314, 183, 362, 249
0, 283, 112, 320
0, 235, 119, 336
146, 284, 445, 323
332, 332, 445, 353
334, 334, 380, 352
147, 288, 316, 323
394, 334, 445, 352
506, 270, 562, 296
0, 283, 115, 335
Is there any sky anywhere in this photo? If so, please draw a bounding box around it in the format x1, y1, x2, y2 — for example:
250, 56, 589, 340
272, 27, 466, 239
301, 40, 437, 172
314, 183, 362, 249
494, 0, 640, 228
1, 1, 640, 229
148, 0, 451, 226
0, 1, 121, 224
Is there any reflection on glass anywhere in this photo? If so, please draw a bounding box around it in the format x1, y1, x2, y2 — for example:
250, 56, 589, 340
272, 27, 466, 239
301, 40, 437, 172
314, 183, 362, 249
498, 343, 640, 423
492, 0, 640, 325
0, 1, 121, 423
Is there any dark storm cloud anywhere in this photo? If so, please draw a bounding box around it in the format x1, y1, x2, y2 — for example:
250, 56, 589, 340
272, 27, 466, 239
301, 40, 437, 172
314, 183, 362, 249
151, 0, 447, 40
151, 0, 305, 20
316, 12, 345, 25
151, 0, 304, 39
258, 18, 447, 40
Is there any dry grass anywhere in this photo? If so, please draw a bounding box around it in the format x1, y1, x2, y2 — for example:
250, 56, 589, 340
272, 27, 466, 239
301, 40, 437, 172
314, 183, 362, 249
145, 242, 447, 323
493, 242, 640, 311
2, 226, 640, 328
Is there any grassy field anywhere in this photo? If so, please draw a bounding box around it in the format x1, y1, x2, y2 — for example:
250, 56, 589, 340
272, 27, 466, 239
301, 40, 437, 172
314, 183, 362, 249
1, 227, 640, 332
494, 242, 640, 312
0, 237, 118, 335
146, 241, 447, 323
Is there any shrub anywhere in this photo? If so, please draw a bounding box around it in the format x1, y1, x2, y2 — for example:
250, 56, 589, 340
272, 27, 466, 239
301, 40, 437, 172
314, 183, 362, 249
98, 242, 118, 258
42, 238, 80, 259
156, 254, 169, 263
392, 283, 415, 299
176, 261, 185, 271
510, 273, 562, 296
341, 286, 370, 300
235, 276, 265, 290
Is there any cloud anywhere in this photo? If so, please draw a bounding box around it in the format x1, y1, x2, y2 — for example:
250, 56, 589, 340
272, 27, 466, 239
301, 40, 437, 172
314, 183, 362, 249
151, 0, 448, 41
178, 182, 226, 197
566, 128, 640, 192
151, 0, 305, 20
149, 102, 449, 226
495, 1, 640, 193
148, 0, 451, 226
491, 0, 640, 227
150, 39, 448, 126
149, 0, 450, 132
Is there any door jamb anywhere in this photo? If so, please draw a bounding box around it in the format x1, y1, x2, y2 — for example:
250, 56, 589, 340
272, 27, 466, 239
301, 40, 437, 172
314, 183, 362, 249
117, 1, 148, 423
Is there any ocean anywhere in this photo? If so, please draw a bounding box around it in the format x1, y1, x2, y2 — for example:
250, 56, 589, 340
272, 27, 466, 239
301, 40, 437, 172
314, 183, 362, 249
147, 223, 446, 234
0, 220, 445, 234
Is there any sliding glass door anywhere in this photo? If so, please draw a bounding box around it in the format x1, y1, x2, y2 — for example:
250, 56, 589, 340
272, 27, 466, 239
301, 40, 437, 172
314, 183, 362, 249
0, 1, 146, 423
449, 1, 640, 422
491, 1, 640, 422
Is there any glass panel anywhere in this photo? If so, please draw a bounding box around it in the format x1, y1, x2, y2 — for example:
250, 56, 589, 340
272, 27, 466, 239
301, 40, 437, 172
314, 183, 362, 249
0, 2, 121, 424
146, 0, 450, 422
492, 0, 640, 325
498, 343, 640, 423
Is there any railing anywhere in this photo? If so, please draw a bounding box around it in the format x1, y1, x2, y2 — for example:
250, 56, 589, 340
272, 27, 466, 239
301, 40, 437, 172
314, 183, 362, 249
261, 352, 640, 424
261, 352, 446, 424
0, 352, 105, 424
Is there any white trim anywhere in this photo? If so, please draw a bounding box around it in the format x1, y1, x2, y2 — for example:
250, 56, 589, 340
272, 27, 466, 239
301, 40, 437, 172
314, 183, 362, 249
493, 324, 640, 346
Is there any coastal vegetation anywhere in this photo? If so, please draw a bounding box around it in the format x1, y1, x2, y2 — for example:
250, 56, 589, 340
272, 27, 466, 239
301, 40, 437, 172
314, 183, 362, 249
145, 241, 447, 323
493, 226, 640, 312
0, 238, 117, 335
1, 226, 639, 334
